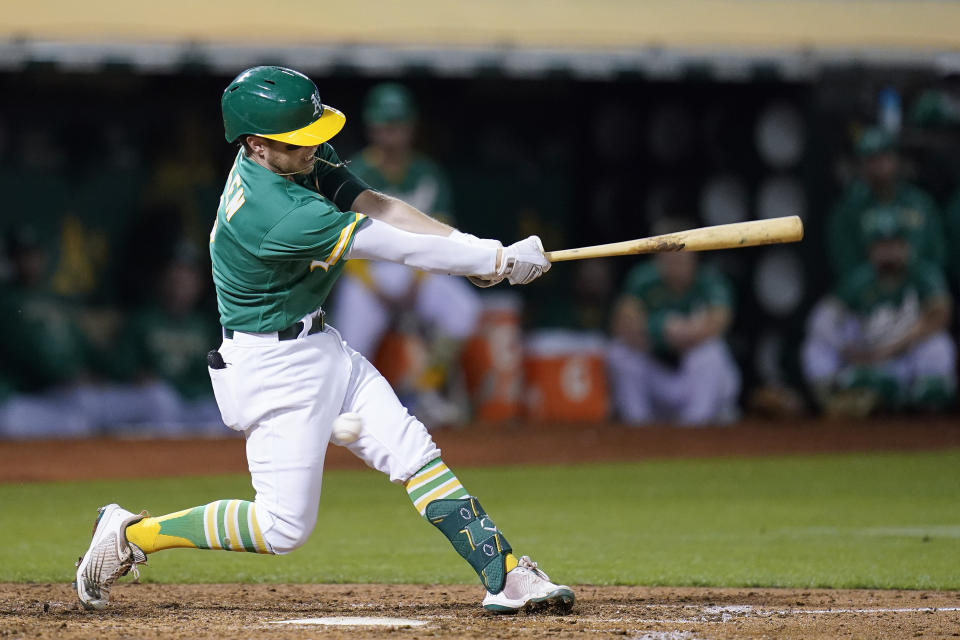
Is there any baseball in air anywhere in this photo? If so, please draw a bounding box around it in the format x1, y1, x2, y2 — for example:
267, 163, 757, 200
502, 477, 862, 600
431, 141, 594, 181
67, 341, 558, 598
331, 413, 363, 445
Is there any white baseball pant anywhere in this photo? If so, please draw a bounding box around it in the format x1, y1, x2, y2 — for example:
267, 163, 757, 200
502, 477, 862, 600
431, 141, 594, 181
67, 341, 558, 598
209, 317, 440, 553
607, 338, 741, 426
802, 298, 956, 386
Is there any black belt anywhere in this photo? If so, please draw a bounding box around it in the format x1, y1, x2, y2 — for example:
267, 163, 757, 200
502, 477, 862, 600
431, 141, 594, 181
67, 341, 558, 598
223, 310, 325, 341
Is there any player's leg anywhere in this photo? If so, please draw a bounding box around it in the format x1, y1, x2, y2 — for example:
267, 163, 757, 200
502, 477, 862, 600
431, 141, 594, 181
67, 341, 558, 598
410, 273, 482, 425
0, 391, 94, 439
606, 340, 658, 423
801, 298, 859, 404
75, 331, 347, 608
330, 270, 392, 358
333, 330, 574, 613
900, 331, 957, 409
671, 339, 741, 425
415, 273, 482, 341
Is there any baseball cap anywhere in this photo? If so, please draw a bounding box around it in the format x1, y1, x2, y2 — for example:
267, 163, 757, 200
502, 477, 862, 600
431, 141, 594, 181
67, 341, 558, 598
363, 83, 417, 125
856, 127, 898, 157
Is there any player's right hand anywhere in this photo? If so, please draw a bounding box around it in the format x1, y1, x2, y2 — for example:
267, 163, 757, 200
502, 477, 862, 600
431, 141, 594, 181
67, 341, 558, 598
499, 235, 551, 285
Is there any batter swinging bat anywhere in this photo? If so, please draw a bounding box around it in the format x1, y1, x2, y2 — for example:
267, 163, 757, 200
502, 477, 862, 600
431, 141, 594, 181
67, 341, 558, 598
544, 215, 803, 263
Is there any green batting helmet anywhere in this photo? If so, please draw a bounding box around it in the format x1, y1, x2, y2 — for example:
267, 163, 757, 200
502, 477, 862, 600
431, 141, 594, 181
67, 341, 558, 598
221, 66, 346, 146
363, 83, 417, 125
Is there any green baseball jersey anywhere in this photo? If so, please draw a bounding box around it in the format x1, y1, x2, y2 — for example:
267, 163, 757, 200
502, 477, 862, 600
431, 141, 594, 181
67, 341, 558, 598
210, 145, 369, 332
0, 285, 90, 391
621, 262, 733, 357
350, 148, 453, 218
827, 180, 944, 279
835, 260, 948, 346
119, 307, 220, 399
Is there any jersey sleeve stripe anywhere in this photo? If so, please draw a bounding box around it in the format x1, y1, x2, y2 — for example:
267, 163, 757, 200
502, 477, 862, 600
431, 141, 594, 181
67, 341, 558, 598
324, 212, 366, 266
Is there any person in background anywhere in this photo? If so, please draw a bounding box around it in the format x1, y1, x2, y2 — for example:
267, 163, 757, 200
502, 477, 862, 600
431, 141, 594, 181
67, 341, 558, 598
0, 225, 96, 437
942, 188, 960, 286
529, 259, 616, 332
827, 127, 944, 280
803, 208, 955, 415
333, 83, 481, 427
607, 219, 740, 426
114, 243, 223, 434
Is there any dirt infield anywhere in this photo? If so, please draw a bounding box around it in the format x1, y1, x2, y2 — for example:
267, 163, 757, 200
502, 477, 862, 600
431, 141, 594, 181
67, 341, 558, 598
2, 583, 959, 639
4, 420, 960, 638
3, 417, 960, 482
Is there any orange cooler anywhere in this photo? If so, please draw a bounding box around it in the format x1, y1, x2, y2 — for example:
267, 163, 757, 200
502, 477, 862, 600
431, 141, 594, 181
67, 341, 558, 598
461, 294, 524, 421
523, 330, 610, 422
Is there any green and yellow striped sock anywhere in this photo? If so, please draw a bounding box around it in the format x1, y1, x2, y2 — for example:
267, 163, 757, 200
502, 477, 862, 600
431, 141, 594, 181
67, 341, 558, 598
405, 458, 470, 516
125, 500, 273, 555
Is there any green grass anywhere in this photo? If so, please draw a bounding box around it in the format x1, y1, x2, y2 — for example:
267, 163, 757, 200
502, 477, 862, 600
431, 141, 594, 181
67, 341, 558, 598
1, 450, 958, 589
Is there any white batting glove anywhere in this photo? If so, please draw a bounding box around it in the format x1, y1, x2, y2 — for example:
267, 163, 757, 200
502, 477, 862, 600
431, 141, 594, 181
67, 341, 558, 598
449, 230, 506, 288
498, 235, 551, 285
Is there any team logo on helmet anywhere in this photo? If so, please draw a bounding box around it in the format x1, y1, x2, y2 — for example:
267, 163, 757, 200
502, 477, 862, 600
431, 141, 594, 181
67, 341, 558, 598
311, 92, 323, 118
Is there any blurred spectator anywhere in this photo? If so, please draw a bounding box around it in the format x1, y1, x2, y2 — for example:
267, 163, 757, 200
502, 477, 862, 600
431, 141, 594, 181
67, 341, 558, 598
332, 83, 480, 427
0, 226, 200, 439
943, 188, 960, 285
607, 220, 740, 426
803, 208, 955, 415
0, 225, 97, 437
827, 127, 944, 280
112, 243, 224, 434
529, 259, 616, 331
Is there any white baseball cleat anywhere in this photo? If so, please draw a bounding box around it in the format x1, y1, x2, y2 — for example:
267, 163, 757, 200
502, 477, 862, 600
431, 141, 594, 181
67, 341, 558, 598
482, 555, 575, 614
74, 504, 148, 610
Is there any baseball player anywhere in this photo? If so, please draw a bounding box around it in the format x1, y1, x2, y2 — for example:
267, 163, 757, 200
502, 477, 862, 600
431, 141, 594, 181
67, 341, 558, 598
827, 127, 944, 280
803, 207, 955, 413
607, 220, 741, 425
333, 83, 482, 426
74, 66, 573, 614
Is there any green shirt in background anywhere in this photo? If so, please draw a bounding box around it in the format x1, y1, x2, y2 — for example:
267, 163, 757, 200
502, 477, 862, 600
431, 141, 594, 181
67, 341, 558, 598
827, 180, 943, 280
0, 285, 91, 391
350, 148, 453, 219
119, 307, 220, 400
210, 145, 368, 332
621, 262, 734, 358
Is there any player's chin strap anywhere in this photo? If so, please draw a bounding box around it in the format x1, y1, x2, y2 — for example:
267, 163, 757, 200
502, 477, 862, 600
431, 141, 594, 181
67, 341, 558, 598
425, 497, 512, 594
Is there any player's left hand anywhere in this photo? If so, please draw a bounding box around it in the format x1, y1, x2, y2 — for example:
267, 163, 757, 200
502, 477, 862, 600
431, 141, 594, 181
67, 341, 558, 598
449, 230, 507, 288
467, 275, 502, 288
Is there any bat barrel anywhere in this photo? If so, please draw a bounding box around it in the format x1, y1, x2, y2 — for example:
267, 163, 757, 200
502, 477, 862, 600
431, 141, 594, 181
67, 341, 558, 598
544, 215, 803, 262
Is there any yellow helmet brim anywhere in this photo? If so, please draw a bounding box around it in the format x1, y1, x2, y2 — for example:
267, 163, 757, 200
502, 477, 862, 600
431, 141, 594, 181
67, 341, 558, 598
260, 105, 346, 146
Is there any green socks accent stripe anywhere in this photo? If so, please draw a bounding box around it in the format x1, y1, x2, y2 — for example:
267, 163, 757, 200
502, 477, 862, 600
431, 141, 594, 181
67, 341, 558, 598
148, 500, 271, 554
405, 458, 470, 516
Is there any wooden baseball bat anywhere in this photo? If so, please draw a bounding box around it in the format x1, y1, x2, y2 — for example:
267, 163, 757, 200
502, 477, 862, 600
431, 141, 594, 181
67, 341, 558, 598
544, 215, 803, 263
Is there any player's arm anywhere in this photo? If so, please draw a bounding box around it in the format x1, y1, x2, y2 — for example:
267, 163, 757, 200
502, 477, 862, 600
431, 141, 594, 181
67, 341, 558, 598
315, 146, 452, 237
610, 296, 648, 351
667, 306, 731, 350
351, 189, 453, 236
872, 294, 951, 360
666, 270, 734, 350
350, 189, 508, 286
346, 218, 549, 285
